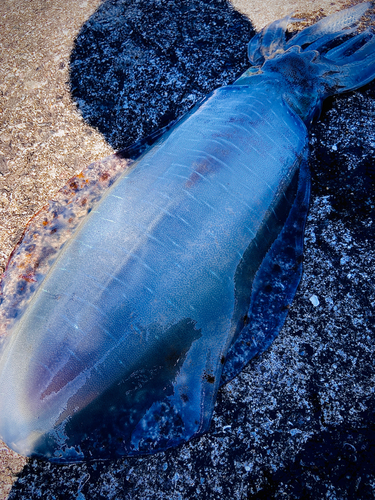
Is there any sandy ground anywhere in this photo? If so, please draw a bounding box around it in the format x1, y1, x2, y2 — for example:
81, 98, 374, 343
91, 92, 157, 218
233, 0, 355, 29
0, 0, 367, 498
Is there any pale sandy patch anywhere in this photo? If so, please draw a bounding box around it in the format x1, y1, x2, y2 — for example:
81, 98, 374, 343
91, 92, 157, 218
233, 0, 360, 30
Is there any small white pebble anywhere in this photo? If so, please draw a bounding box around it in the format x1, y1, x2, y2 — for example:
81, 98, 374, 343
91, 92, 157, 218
309, 294, 320, 307
331, 144, 337, 151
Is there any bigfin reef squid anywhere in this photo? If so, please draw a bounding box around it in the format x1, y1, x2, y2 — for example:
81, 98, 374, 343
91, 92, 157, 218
0, 3, 374, 461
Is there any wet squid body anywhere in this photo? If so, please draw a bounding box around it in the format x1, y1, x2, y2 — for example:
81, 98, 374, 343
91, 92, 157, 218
1, 4, 375, 461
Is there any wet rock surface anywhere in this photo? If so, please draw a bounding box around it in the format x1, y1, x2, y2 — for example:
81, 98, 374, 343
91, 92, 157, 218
5, 0, 375, 498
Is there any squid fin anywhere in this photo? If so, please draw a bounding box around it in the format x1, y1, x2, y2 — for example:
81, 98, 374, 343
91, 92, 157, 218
221, 150, 310, 384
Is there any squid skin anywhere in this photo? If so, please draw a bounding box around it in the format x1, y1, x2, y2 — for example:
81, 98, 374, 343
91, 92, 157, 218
0, 3, 374, 462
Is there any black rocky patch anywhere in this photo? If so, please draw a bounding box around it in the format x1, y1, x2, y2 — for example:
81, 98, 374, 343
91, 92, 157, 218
70, 0, 254, 150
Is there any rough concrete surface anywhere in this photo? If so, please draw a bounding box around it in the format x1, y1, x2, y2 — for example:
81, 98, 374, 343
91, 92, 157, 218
0, 0, 374, 498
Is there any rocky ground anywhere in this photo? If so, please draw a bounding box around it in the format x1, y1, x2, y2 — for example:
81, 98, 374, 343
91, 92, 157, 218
1, 0, 374, 498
